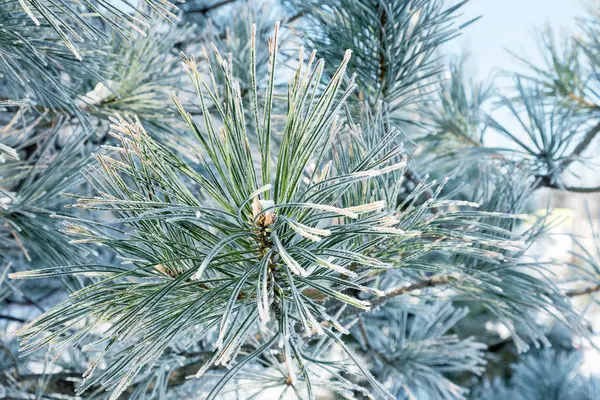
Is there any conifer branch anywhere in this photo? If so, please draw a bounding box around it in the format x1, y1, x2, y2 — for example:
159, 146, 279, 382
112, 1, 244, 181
561, 121, 600, 170
0, 314, 27, 323
185, 0, 237, 15
566, 284, 600, 297
370, 274, 453, 309
4, 2, 600, 398
540, 182, 600, 193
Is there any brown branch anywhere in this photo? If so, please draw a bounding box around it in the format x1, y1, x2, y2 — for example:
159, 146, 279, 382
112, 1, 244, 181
0, 314, 27, 323
185, 0, 237, 15
556, 185, 600, 193
568, 92, 600, 111
566, 284, 600, 297
535, 121, 600, 192
561, 121, 600, 170
357, 315, 373, 352
370, 274, 453, 309
287, 10, 306, 24
538, 177, 600, 193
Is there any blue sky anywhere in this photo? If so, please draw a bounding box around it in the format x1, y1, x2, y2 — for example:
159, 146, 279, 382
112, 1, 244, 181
442, 0, 588, 151
449, 0, 585, 79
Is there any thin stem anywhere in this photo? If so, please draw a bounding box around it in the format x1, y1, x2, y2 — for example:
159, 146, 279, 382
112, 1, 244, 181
561, 121, 600, 170
370, 275, 453, 309
357, 315, 373, 351
539, 178, 600, 193
185, 0, 236, 15
566, 284, 600, 297
568, 92, 600, 111
0, 314, 27, 323
403, 167, 440, 214
559, 185, 600, 193
287, 10, 306, 24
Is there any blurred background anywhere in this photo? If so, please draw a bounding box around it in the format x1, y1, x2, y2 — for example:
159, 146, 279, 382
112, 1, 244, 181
452, 0, 600, 375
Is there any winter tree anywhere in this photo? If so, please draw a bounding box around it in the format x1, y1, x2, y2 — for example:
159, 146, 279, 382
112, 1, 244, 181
1, 0, 600, 398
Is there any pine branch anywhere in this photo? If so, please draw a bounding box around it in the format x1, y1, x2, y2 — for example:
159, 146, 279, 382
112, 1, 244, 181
372, 4, 439, 213
566, 284, 600, 297
287, 10, 306, 24
541, 183, 600, 193
370, 275, 453, 309
537, 174, 600, 193
561, 120, 600, 170
185, 0, 237, 15
403, 167, 439, 214
297, 0, 472, 112
488, 80, 596, 190
568, 92, 600, 110
10, 1, 178, 60
354, 301, 486, 399
357, 314, 374, 351
0, 314, 27, 323
6, 4, 596, 398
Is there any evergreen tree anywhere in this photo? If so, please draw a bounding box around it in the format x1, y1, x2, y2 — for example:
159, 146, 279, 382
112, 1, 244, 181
1, 0, 600, 399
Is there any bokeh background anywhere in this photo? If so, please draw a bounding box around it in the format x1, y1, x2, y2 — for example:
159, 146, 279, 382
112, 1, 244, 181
450, 0, 600, 376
